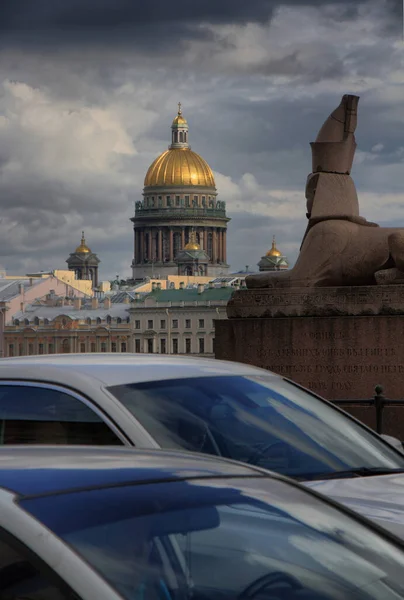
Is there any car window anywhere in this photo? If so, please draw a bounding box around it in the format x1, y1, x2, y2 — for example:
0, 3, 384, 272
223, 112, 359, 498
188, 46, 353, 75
0, 384, 123, 446
0, 534, 76, 599
108, 375, 404, 479
22, 476, 404, 600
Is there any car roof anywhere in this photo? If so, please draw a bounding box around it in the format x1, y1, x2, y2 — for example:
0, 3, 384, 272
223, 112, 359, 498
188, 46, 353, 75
0, 446, 267, 498
0, 354, 277, 387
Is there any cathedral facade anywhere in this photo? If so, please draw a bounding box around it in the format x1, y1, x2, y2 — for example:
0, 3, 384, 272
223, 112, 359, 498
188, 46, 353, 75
131, 104, 230, 280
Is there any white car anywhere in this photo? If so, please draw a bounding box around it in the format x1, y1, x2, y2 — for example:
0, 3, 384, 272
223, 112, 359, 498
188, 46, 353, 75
2, 445, 404, 600
1, 354, 404, 539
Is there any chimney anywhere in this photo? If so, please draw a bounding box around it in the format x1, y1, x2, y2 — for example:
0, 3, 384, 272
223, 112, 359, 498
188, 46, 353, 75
91, 297, 98, 310
20, 302, 24, 312
74, 297, 82, 310
123, 296, 130, 304
179, 282, 184, 290
104, 297, 111, 309
197, 284, 204, 295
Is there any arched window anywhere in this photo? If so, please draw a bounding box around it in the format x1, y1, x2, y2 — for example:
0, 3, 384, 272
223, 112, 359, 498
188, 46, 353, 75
24, 319, 29, 326
14, 319, 19, 326
86, 317, 92, 325
126, 316, 130, 324
44, 319, 49, 325
184, 132, 187, 143
179, 131, 184, 143
34, 317, 40, 326
106, 316, 112, 325
117, 317, 122, 324
62, 339, 70, 354
96, 317, 101, 325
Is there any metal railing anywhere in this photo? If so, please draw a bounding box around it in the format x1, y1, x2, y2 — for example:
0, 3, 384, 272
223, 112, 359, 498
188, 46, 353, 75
334, 385, 404, 435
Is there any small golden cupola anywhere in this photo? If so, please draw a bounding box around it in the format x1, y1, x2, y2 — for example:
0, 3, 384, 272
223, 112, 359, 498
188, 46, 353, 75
184, 231, 201, 251
266, 236, 282, 257
75, 231, 91, 254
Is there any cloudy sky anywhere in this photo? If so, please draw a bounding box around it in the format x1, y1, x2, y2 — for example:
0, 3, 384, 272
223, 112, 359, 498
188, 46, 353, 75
0, 0, 402, 280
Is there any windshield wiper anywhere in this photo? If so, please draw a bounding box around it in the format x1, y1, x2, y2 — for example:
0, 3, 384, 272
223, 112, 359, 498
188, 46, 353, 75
298, 467, 404, 482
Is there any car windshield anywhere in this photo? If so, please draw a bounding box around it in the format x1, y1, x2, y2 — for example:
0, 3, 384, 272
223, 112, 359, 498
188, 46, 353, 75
22, 476, 404, 600
108, 375, 404, 479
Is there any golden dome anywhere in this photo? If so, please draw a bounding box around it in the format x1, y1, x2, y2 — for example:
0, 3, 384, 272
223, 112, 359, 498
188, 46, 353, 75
184, 231, 201, 251
75, 231, 91, 254
266, 236, 282, 257
144, 148, 216, 188
172, 102, 187, 126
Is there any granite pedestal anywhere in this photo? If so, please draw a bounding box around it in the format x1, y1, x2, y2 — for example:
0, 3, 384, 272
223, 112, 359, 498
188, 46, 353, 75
215, 285, 404, 437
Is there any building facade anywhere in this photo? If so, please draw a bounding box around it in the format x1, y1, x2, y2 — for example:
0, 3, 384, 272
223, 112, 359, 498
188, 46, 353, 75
4, 283, 234, 358
131, 104, 230, 280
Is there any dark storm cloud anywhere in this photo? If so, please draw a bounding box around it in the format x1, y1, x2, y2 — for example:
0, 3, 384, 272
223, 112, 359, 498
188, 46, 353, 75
0, 0, 397, 47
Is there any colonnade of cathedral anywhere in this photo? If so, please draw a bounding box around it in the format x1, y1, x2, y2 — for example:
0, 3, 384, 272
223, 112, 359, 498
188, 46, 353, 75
134, 226, 227, 264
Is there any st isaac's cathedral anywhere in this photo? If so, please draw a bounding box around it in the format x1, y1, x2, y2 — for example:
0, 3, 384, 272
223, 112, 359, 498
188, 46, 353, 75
131, 104, 230, 281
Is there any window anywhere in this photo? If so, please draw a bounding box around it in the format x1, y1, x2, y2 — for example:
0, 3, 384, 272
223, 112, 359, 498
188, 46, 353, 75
135, 339, 141, 353
106, 316, 112, 324
34, 317, 40, 326
0, 537, 70, 600
185, 319, 191, 328
212, 337, 215, 354
90, 342, 96, 352
18, 343, 23, 356
80, 342, 86, 353
160, 319, 166, 329
135, 320, 140, 329
121, 342, 127, 352
111, 342, 117, 352
172, 338, 178, 354
38, 343, 44, 355
28, 476, 404, 600
198, 319, 205, 328
87, 317, 92, 325
176, 195, 180, 206
172, 319, 178, 328
185, 195, 190, 207
100, 342, 107, 352
198, 338, 205, 354
147, 319, 153, 330
8, 344, 14, 357
48, 343, 54, 354
185, 338, 191, 354
117, 317, 122, 324
0, 384, 122, 445
160, 339, 166, 354
147, 339, 153, 353
28, 343, 34, 355
44, 318, 49, 325
194, 195, 198, 202
96, 317, 101, 325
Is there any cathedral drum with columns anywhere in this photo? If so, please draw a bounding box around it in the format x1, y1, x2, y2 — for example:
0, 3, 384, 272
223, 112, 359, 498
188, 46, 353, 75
131, 104, 230, 280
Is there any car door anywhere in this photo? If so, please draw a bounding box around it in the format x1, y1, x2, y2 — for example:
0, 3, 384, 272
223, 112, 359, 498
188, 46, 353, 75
0, 382, 130, 446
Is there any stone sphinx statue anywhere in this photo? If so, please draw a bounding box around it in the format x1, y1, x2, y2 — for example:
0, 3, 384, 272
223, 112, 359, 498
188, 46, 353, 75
246, 94, 404, 288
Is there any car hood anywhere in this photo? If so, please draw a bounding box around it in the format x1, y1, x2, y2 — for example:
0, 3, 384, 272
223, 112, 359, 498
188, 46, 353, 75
305, 473, 404, 539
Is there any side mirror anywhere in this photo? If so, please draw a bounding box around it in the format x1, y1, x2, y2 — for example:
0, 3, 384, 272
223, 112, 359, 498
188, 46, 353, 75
381, 434, 404, 453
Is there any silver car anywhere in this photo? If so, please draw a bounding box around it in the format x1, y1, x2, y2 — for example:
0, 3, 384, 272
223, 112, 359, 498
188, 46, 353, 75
1, 354, 404, 538
2, 445, 404, 600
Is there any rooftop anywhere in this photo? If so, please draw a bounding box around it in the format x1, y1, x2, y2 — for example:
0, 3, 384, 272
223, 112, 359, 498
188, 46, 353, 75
0, 446, 262, 498
0, 353, 274, 390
